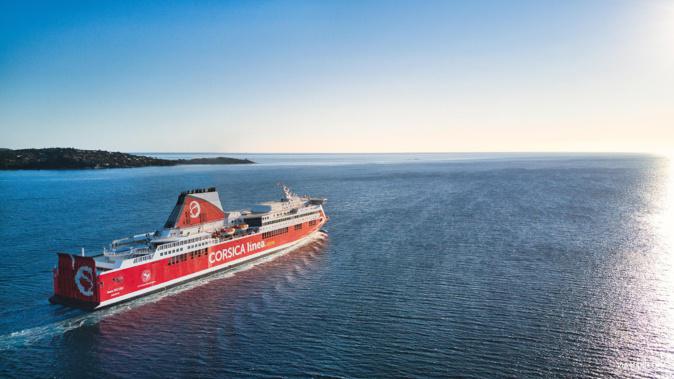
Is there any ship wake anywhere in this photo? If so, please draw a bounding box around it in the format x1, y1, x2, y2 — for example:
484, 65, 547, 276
0, 231, 328, 351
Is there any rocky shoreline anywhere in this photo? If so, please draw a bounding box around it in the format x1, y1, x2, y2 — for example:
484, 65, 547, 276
0, 148, 254, 170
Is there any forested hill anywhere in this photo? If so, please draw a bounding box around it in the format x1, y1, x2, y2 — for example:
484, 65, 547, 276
0, 148, 254, 169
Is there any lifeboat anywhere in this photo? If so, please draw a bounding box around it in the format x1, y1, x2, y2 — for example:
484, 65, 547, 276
222, 227, 236, 235
236, 223, 249, 231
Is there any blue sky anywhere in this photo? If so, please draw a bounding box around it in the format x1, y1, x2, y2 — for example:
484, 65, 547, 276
1, 0, 672, 153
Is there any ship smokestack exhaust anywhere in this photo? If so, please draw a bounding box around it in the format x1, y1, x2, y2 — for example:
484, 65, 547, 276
164, 187, 225, 229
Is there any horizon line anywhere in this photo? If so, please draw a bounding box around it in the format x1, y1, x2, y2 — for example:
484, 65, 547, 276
1, 147, 665, 156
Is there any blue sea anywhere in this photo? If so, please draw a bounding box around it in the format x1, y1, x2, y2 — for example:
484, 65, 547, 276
1, 153, 673, 378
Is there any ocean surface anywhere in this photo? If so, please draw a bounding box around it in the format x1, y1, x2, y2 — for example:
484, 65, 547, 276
1, 153, 673, 378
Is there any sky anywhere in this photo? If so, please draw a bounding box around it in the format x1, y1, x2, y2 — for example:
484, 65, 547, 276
0, 0, 672, 154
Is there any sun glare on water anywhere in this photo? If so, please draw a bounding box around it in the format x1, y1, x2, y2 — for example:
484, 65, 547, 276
651, 154, 674, 369
619, 153, 674, 374
656, 154, 674, 250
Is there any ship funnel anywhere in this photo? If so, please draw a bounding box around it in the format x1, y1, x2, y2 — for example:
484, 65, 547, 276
164, 187, 225, 229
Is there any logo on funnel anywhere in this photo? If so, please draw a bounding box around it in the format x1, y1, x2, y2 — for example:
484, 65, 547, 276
189, 200, 201, 218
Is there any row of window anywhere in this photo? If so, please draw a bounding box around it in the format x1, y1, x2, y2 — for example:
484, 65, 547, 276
159, 236, 209, 251
133, 255, 152, 264
160, 247, 184, 256
294, 224, 302, 231
262, 227, 289, 239
167, 248, 208, 266
309, 219, 318, 226
190, 249, 208, 259
160, 240, 210, 257
168, 253, 188, 266
263, 211, 320, 226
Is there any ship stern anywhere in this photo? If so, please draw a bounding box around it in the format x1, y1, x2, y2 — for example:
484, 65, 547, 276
50, 253, 100, 309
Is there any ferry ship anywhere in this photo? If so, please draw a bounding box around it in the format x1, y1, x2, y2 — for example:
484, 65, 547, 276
50, 185, 328, 309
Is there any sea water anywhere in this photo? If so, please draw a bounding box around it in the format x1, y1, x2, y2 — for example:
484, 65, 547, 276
1, 153, 673, 377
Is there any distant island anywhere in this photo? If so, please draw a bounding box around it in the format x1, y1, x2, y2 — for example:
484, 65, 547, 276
0, 148, 254, 170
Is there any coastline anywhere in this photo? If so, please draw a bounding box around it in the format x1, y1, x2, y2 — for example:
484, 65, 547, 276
0, 148, 254, 170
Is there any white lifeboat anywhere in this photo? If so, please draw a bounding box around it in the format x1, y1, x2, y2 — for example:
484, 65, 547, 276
222, 227, 236, 235
236, 223, 249, 231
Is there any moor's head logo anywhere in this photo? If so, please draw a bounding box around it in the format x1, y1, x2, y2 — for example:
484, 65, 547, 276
141, 269, 152, 283
74, 266, 94, 297
189, 200, 201, 218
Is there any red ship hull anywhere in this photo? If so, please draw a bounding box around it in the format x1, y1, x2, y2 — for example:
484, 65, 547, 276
51, 217, 326, 310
